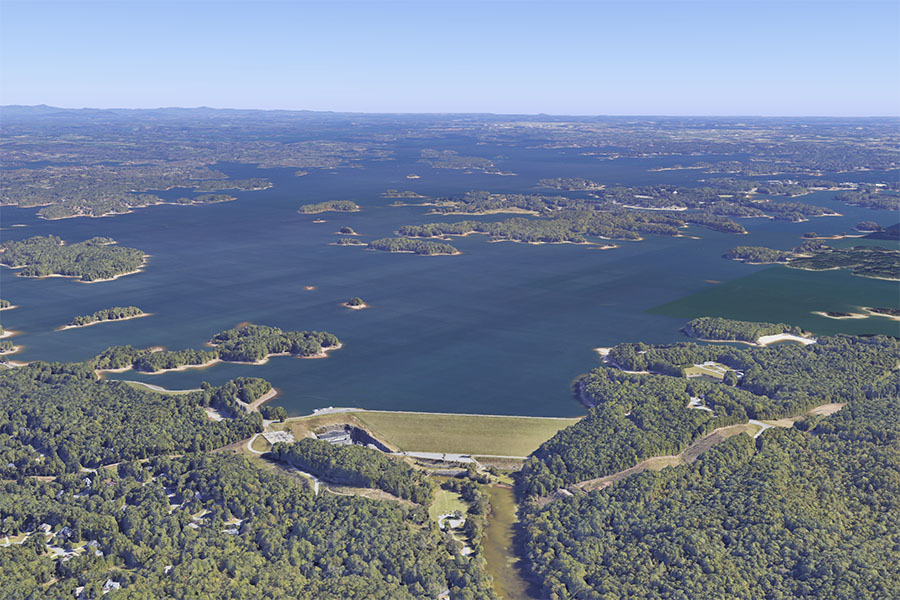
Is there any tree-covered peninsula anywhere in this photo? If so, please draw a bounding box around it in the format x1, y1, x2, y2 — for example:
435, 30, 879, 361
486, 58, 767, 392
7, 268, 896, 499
368, 237, 460, 255
518, 333, 900, 599
683, 317, 806, 343
0, 236, 146, 282
297, 200, 359, 214
726, 243, 900, 280
63, 306, 147, 329
92, 324, 341, 374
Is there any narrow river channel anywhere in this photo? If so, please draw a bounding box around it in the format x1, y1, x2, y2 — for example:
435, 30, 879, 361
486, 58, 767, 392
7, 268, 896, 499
483, 485, 538, 599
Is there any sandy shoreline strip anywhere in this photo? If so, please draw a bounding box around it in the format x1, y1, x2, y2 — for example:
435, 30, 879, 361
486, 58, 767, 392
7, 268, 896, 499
0, 330, 21, 340
0, 305, 19, 312
811, 311, 868, 320
2, 255, 149, 284
96, 342, 344, 376
57, 312, 151, 331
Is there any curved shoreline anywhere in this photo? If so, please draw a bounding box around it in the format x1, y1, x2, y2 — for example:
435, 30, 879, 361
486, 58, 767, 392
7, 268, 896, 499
693, 333, 817, 347
811, 311, 868, 320
57, 312, 151, 331
96, 343, 344, 376
1, 255, 149, 284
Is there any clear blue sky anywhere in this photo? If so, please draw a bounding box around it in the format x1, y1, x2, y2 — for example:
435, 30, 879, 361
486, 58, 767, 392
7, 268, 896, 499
1, 0, 897, 115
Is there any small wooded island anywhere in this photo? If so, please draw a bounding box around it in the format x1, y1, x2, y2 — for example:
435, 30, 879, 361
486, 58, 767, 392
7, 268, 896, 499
345, 297, 367, 309
0, 299, 13, 310
0, 235, 147, 282
335, 237, 365, 246
338, 226, 357, 235
61, 306, 148, 330
368, 237, 460, 255
298, 200, 359, 214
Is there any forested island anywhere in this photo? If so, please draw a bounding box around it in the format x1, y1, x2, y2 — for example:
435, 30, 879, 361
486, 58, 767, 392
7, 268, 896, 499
335, 237, 366, 246
397, 208, 745, 246
345, 297, 367, 309
92, 324, 341, 374
517, 332, 900, 599
368, 237, 460, 255
419, 149, 495, 171
682, 316, 807, 344
725, 243, 900, 280
537, 177, 604, 191
0, 235, 146, 282
426, 185, 840, 225
297, 200, 359, 214
61, 306, 147, 330
835, 187, 900, 211
0, 299, 12, 310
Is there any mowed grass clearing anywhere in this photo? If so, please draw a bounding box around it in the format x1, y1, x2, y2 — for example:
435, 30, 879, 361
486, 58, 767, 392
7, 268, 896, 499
429, 488, 468, 521
354, 411, 581, 457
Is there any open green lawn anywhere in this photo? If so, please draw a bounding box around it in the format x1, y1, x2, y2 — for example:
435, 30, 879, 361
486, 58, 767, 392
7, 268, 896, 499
428, 488, 468, 521
354, 411, 581, 457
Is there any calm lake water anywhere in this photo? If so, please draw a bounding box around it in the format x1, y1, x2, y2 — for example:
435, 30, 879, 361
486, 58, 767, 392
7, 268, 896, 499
2, 146, 897, 417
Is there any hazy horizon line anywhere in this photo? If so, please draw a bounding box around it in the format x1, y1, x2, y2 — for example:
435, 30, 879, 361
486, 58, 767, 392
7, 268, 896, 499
2, 104, 898, 119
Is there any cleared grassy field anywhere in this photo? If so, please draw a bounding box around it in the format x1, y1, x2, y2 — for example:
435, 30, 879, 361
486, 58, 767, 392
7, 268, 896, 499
354, 411, 581, 457
429, 488, 468, 521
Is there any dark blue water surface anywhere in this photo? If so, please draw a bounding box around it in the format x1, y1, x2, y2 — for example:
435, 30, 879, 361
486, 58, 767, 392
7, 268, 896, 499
2, 147, 897, 416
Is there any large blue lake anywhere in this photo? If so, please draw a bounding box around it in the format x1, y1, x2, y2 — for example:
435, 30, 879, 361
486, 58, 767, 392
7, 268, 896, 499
2, 145, 897, 416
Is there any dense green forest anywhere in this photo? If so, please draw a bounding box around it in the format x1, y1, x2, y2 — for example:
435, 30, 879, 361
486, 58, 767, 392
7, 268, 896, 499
1, 159, 271, 220
0, 341, 15, 354
336, 237, 366, 246
834, 187, 900, 211
521, 392, 900, 599
519, 334, 899, 496
724, 245, 793, 263
271, 439, 435, 504
67, 306, 145, 328
0, 453, 496, 599
297, 200, 359, 214
426, 184, 839, 225
397, 208, 745, 245
419, 149, 494, 170
683, 317, 805, 342
0, 236, 146, 282
537, 177, 604, 190
0, 362, 264, 475
726, 243, 900, 280
368, 237, 460, 255
789, 245, 900, 280
519, 334, 900, 598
